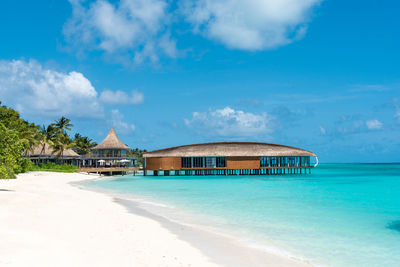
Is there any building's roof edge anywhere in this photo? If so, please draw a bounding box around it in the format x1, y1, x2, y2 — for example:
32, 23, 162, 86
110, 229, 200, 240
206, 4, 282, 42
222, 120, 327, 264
143, 142, 316, 157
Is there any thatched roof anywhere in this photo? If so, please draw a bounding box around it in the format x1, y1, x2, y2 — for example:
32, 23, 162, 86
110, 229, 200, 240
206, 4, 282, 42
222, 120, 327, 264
93, 127, 130, 150
26, 142, 80, 157
143, 142, 316, 158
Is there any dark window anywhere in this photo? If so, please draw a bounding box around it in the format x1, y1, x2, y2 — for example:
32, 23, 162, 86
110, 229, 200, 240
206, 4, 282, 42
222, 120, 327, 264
182, 157, 226, 168
216, 157, 226, 168
193, 157, 204, 168
181, 157, 192, 168
260, 157, 268, 167
288, 157, 295, 166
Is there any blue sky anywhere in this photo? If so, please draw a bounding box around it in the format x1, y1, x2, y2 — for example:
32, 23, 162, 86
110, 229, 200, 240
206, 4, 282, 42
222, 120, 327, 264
0, 0, 399, 162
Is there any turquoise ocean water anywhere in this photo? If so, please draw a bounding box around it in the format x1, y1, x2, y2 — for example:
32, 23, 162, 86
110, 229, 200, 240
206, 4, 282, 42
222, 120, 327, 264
85, 164, 400, 266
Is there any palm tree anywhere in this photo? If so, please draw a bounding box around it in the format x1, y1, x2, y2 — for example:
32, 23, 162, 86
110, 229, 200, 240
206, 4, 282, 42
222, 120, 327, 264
73, 134, 97, 155
39, 124, 56, 162
52, 132, 75, 164
20, 123, 42, 156
53, 117, 73, 135
52, 117, 73, 164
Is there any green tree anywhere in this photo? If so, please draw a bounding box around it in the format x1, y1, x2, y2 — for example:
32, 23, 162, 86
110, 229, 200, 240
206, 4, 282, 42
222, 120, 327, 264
73, 134, 97, 155
51, 117, 75, 162
53, 117, 73, 135
0, 104, 41, 177
0, 123, 24, 179
37, 124, 57, 162
20, 123, 42, 156
0, 104, 41, 154
52, 132, 75, 164
127, 148, 147, 167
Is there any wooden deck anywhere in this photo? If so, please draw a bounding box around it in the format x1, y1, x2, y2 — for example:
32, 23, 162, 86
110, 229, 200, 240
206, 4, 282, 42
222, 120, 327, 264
78, 167, 139, 175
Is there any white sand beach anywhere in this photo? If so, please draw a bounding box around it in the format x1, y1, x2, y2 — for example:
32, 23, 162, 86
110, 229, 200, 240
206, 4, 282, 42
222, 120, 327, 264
0, 172, 309, 267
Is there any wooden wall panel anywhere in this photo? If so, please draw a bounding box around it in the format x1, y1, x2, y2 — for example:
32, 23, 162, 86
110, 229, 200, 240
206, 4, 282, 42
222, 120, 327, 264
146, 157, 181, 170
226, 156, 260, 169
147, 156, 261, 170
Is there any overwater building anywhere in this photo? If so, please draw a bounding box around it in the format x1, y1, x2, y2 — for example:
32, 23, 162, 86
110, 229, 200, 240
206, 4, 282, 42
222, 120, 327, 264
143, 142, 317, 176
81, 127, 136, 168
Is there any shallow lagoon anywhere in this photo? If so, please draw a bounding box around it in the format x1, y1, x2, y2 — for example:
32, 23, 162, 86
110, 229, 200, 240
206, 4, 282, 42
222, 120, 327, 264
86, 164, 400, 266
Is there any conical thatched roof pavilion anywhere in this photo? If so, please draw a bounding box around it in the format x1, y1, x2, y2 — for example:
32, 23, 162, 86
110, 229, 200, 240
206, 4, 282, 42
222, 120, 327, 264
79, 127, 136, 170
93, 127, 130, 150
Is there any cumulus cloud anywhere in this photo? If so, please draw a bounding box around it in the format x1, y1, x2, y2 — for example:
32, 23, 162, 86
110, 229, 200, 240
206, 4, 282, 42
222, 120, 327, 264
181, 0, 321, 50
184, 106, 274, 139
366, 119, 383, 130
110, 109, 136, 134
100, 89, 144, 105
0, 59, 144, 120
0, 59, 102, 118
64, 0, 178, 64
64, 0, 321, 64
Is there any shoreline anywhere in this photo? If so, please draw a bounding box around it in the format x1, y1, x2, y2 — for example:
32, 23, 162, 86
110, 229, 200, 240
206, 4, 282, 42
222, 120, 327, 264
0, 172, 310, 266
114, 197, 312, 267
79, 180, 313, 267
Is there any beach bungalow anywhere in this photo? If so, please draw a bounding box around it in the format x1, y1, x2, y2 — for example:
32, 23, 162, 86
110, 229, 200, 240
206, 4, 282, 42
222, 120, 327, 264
26, 142, 81, 166
81, 128, 136, 168
143, 142, 317, 176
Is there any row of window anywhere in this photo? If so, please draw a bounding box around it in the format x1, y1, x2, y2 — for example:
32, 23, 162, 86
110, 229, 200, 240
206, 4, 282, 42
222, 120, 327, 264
260, 156, 310, 167
181, 157, 227, 168
181, 156, 311, 168
93, 149, 127, 157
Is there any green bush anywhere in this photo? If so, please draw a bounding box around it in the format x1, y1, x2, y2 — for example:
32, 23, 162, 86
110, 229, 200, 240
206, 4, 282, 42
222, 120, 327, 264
27, 162, 78, 173
16, 158, 34, 174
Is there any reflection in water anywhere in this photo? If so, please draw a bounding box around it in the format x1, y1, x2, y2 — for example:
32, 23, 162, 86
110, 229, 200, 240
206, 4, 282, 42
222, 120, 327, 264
387, 220, 400, 232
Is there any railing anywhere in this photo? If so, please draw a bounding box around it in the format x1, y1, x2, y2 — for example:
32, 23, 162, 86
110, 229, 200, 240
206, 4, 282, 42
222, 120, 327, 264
80, 156, 136, 159
78, 167, 139, 173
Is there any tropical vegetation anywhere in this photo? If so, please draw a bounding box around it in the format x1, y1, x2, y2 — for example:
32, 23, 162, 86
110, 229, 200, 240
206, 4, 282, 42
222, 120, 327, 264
0, 103, 97, 178
73, 133, 97, 155
0, 103, 41, 178
27, 162, 78, 173
127, 148, 147, 167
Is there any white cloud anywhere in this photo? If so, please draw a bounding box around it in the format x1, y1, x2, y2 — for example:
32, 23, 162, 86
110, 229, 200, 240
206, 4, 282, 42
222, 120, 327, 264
366, 119, 383, 130
110, 109, 136, 134
0, 59, 102, 118
184, 106, 274, 139
181, 0, 321, 50
64, 0, 321, 64
0, 59, 144, 119
100, 89, 144, 105
64, 0, 177, 64
319, 126, 326, 135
